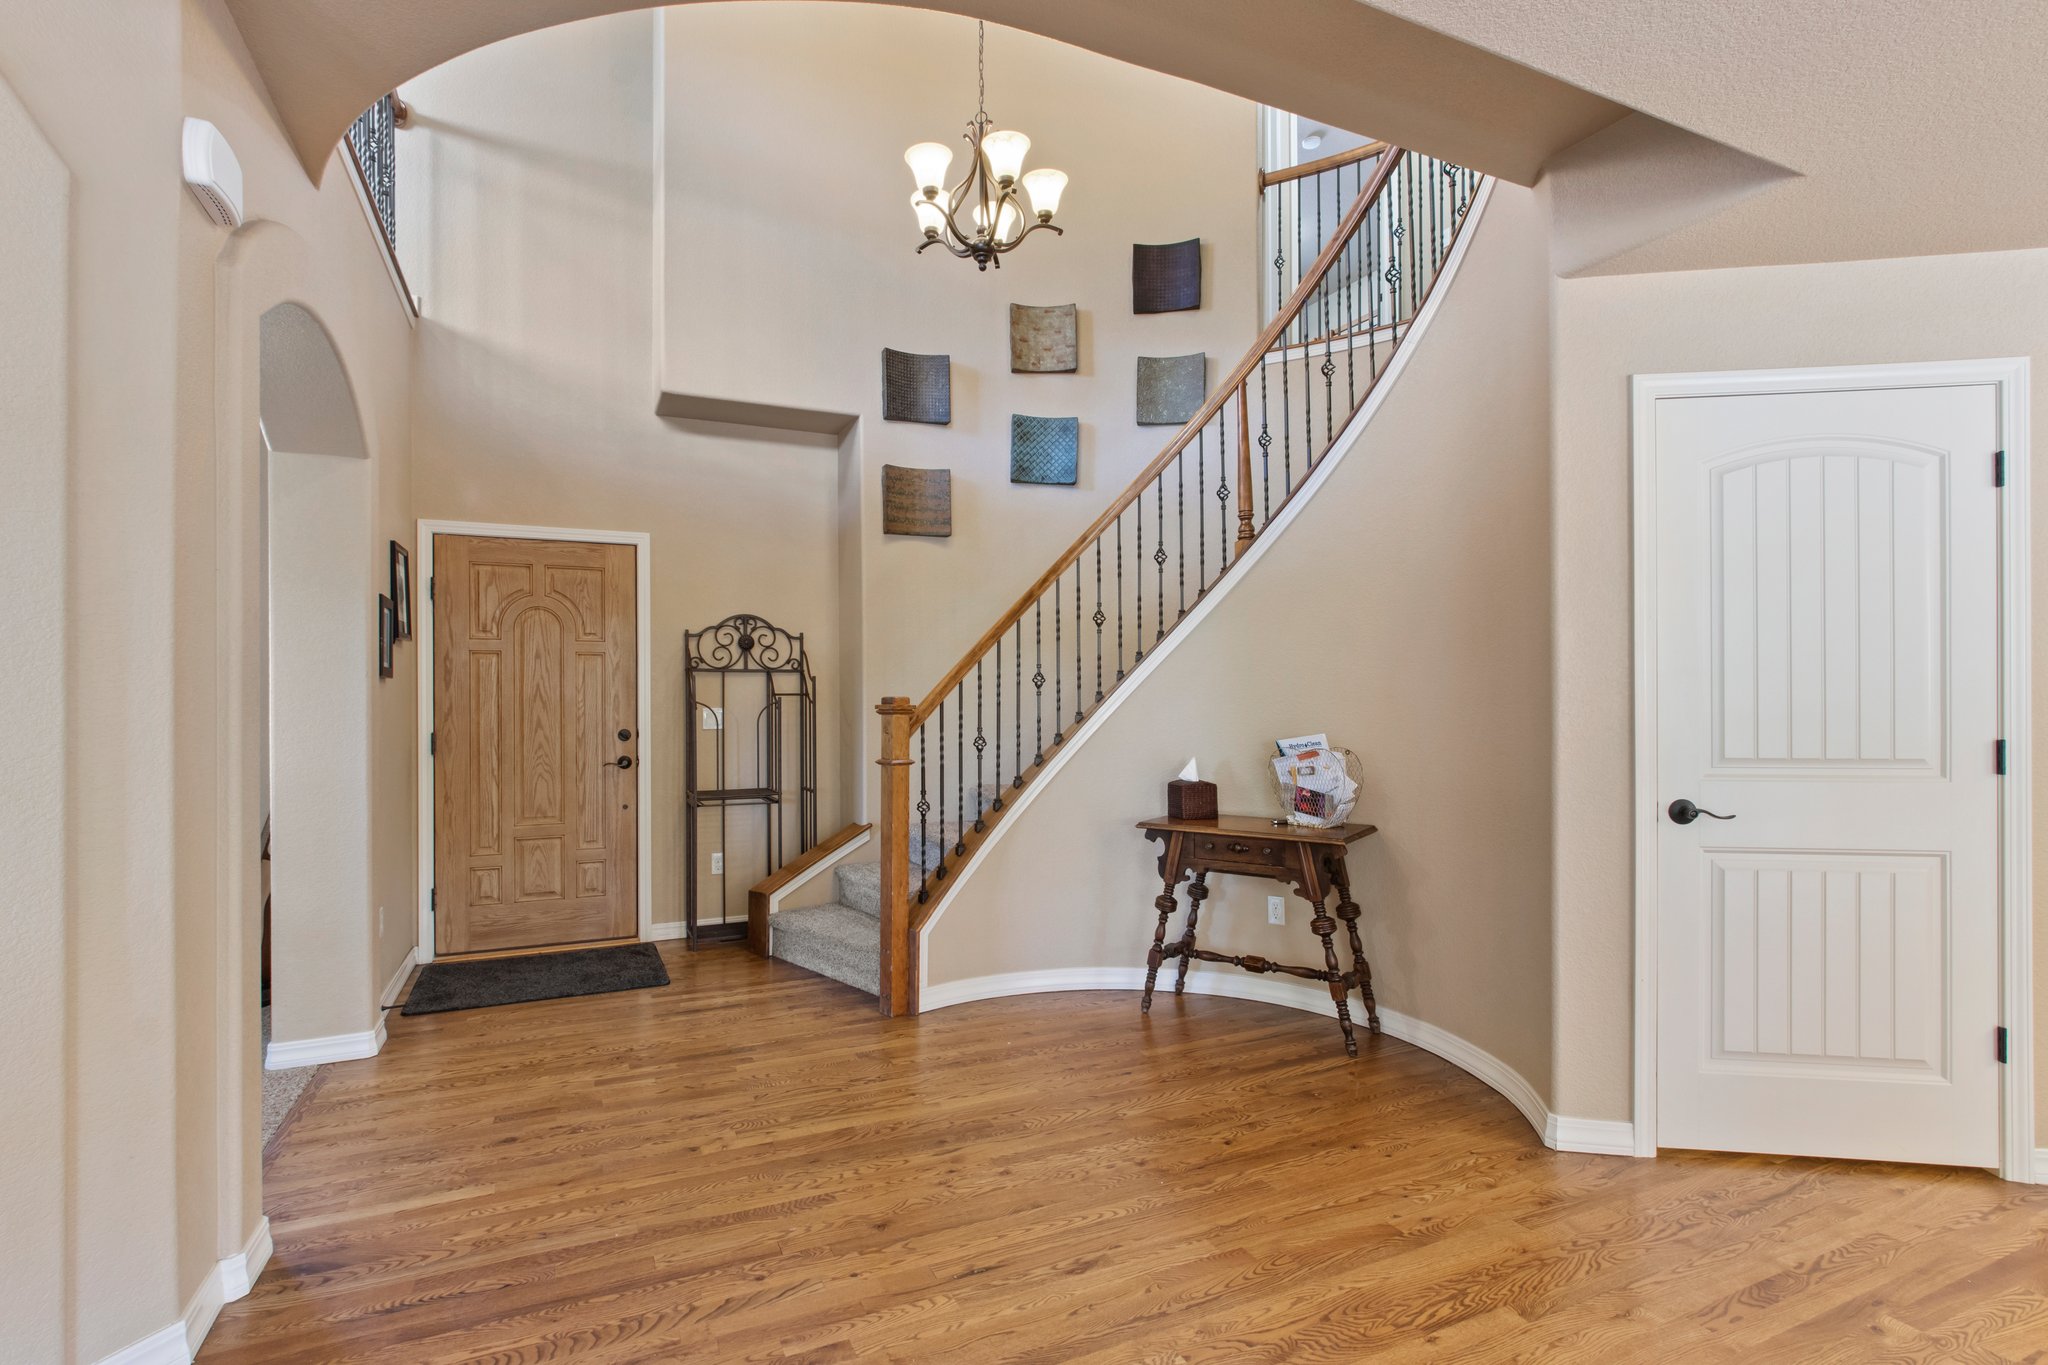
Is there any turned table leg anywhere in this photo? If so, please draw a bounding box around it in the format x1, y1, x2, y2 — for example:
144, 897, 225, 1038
1331, 857, 1379, 1033
1308, 896, 1358, 1057
1142, 871, 1181, 1015
1173, 871, 1209, 995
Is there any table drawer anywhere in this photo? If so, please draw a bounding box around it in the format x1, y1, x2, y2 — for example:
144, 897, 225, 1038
1192, 834, 1288, 870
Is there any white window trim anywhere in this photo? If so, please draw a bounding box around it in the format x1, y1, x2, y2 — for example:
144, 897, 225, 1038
1629, 357, 2034, 1182
414, 520, 656, 960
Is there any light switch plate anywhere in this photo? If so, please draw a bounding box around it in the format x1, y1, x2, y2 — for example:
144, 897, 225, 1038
1267, 896, 1286, 925
711, 852, 724, 875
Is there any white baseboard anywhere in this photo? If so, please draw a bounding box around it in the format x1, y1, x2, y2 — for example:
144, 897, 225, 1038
218, 1216, 272, 1300
2032, 1148, 2048, 1184
266, 953, 413, 1072
922, 966, 1635, 1157
647, 921, 686, 941
265, 1027, 380, 1071
1546, 1115, 1638, 1157
96, 1218, 271, 1364
380, 946, 417, 1010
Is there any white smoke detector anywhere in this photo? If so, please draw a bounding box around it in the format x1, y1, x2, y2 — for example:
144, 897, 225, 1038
181, 117, 244, 229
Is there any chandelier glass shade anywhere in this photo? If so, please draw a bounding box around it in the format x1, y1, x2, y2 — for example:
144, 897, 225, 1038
905, 23, 1067, 270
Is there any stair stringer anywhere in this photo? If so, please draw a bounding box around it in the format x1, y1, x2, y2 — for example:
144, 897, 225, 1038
915, 178, 1499, 995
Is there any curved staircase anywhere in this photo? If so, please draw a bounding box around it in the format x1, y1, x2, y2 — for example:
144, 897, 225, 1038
766, 145, 1487, 1011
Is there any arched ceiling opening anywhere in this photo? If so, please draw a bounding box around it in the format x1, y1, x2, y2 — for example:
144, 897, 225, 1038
224, 0, 1629, 188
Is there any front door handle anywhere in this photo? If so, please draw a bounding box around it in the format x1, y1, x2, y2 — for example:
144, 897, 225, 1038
611, 755, 634, 770
1668, 798, 1733, 825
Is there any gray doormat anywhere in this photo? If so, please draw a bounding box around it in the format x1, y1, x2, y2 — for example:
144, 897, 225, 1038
400, 943, 670, 1015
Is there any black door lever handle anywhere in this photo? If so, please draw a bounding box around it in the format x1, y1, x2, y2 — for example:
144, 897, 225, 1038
1668, 798, 1733, 825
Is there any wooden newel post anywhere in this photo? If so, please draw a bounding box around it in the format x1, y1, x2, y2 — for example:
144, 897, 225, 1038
1235, 382, 1257, 555
875, 697, 917, 1017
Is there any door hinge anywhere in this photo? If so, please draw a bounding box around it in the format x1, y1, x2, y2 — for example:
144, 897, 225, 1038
1995, 449, 2007, 487
431, 888, 437, 916
429, 731, 436, 756
428, 575, 435, 602
1996, 1025, 2009, 1064
1996, 739, 2007, 775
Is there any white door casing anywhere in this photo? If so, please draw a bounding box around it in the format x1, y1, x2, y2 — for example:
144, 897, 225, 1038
1633, 362, 2032, 1177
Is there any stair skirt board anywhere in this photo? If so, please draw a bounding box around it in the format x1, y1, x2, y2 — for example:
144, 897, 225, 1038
918, 962, 1631, 1158
913, 182, 1496, 1007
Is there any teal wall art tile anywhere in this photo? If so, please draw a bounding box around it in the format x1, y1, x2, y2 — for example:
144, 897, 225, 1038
1010, 414, 1080, 486
1135, 353, 1206, 425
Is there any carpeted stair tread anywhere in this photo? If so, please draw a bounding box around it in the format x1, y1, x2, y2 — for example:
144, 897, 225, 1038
835, 861, 882, 919
771, 903, 880, 995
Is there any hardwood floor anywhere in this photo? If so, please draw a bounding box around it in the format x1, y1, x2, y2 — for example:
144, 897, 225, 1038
207, 945, 2048, 1363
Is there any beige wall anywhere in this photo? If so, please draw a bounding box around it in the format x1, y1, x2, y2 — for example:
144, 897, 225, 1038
925, 185, 1557, 1100
399, 11, 850, 931
660, 3, 1260, 719
0, 0, 418, 1353
1550, 245, 2048, 1132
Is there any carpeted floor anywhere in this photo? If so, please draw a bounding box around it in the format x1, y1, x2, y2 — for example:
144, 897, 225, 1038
260, 1006, 314, 1149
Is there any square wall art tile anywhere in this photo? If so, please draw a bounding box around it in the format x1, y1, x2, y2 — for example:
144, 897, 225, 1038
881, 348, 951, 424
1135, 353, 1206, 426
1010, 303, 1079, 373
1010, 414, 1080, 486
882, 464, 952, 537
1132, 239, 1202, 313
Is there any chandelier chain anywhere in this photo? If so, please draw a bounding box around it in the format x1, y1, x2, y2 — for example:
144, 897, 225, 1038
977, 21, 987, 123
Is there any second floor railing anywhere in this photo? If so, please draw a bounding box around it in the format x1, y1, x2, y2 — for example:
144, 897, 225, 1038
875, 145, 1485, 1013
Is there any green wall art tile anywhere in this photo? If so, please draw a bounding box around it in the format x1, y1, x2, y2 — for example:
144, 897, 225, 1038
1010, 414, 1080, 486
1135, 353, 1206, 425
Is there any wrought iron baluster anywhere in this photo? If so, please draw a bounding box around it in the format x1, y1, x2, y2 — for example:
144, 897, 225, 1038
934, 700, 946, 881
1012, 620, 1022, 788
974, 660, 987, 831
1342, 161, 1356, 411
916, 723, 930, 902
1196, 427, 1207, 593
1034, 598, 1045, 764
1130, 498, 1140, 666
991, 643, 1002, 811
1177, 446, 1187, 617
1154, 473, 1166, 641
1093, 537, 1106, 701
955, 681, 966, 855
1052, 578, 1064, 743
1281, 185, 1293, 495
1215, 410, 1231, 571
1074, 562, 1084, 722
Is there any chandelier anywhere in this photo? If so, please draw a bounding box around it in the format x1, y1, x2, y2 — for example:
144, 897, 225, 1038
904, 22, 1068, 271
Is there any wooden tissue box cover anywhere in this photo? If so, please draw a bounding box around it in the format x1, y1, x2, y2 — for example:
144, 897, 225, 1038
1167, 779, 1218, 821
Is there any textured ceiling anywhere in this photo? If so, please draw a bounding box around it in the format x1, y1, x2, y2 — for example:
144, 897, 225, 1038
1372, 0, 2048, 270
221, 0, 2048, 274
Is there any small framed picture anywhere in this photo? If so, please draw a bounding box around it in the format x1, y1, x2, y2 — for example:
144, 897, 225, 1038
389, 540, 412, 640
378, 594, 397, 679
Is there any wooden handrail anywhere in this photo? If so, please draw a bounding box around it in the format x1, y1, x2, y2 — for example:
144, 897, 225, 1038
1259, 141, 1389, 191
911, 148, 1407, 725
745, 821, 871, 956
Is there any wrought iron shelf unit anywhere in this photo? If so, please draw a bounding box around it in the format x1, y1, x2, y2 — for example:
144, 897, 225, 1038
683, 615, 818, 947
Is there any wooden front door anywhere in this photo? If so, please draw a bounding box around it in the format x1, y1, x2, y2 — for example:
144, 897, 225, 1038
434, 535, 638, 956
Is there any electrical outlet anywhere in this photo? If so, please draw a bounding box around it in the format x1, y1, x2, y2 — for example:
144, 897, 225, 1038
711, 852, 724, 875
1267, 896, 1286, 926
703, 706, 723, 730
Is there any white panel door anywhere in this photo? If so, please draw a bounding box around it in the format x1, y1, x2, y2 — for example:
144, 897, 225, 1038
1654, 381, 2002, 1167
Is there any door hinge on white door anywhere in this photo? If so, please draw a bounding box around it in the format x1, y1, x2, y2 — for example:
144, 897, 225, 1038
1996, 1026, 2009, 1063
1995, 449, 2007, 487
1996, 740, 2007, 775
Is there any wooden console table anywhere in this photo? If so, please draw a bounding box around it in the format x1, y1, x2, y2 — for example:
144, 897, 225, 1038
1137, 814, 1380, 1056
